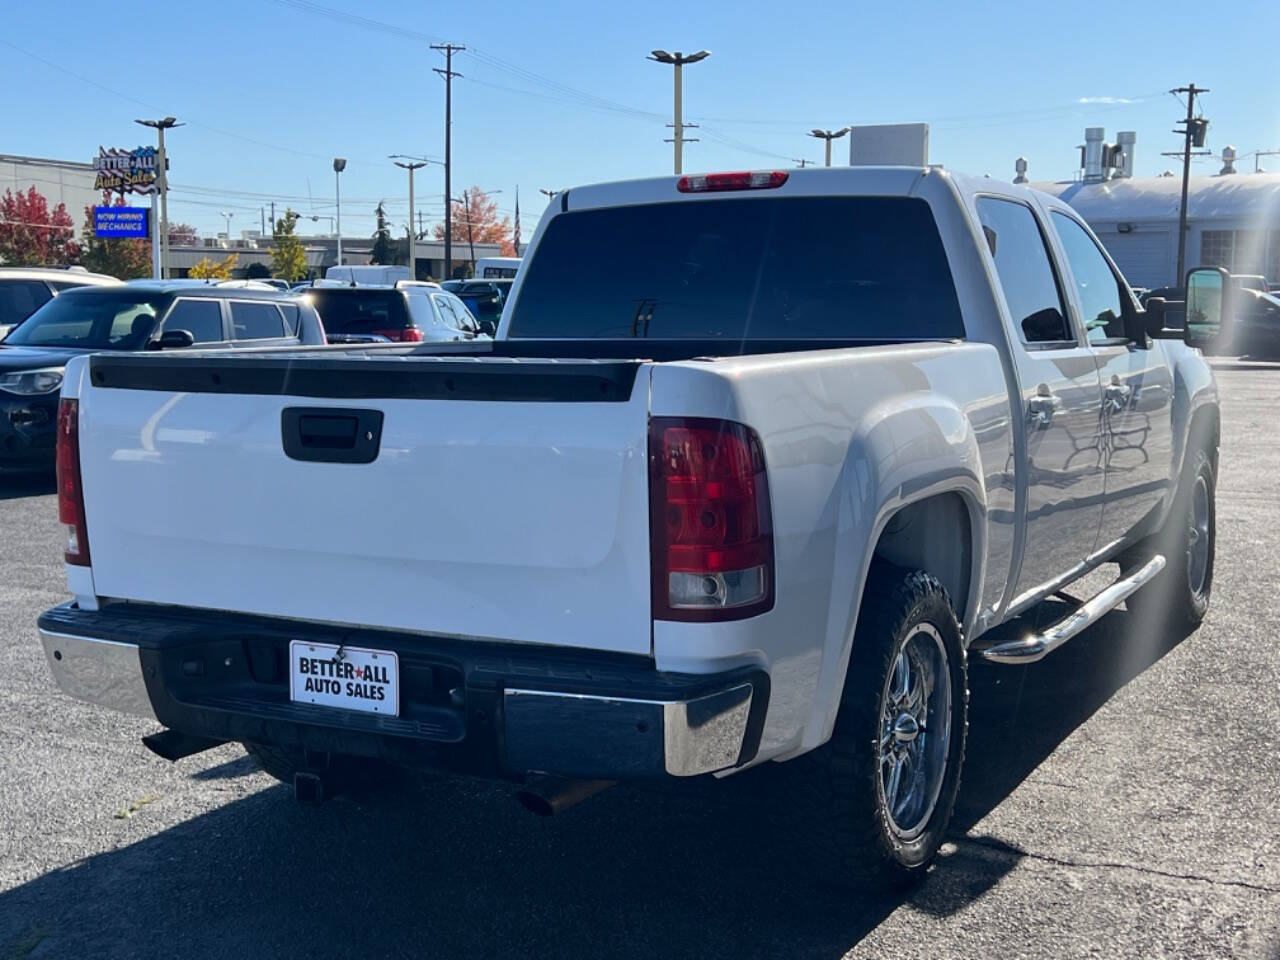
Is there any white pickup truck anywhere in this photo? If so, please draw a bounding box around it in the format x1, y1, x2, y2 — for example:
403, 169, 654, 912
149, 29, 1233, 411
39, 166, 1224, 887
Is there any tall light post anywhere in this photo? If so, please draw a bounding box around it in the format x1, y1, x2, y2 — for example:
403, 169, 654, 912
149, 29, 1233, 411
391, 155, 428, 274
809, 127, 851, 167
332, 157, 347, 266
648, 49, 710, 175
219, 211, 234, 243
135, 116, 182, 278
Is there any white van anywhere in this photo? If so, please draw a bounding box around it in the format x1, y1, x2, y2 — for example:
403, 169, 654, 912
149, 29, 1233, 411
325, 264, 411, 285
474, 256, 521, 279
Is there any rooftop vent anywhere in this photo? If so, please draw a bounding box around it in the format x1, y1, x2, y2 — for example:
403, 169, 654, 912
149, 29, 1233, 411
1013, 157, 1028, 184
1115, 131, 1136, 178
1219, 145, 1237, 175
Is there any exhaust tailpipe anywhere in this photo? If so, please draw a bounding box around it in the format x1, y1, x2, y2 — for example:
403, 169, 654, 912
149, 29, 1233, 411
516, 777, 614, 817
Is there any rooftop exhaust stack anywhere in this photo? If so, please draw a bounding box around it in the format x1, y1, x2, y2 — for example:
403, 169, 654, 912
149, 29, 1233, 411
1083, 127, 1106, 182
1013, 157, 1028, 184
1115, 131, 1136, 178
1219, 145, 1237, 175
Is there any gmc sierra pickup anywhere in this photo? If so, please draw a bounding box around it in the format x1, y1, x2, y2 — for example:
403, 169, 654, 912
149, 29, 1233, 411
38, 166, 1224, 887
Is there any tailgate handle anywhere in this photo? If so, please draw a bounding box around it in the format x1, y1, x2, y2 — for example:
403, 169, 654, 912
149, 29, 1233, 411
282, 408, 383, 464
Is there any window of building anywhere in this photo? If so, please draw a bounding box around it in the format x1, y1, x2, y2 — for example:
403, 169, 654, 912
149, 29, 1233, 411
1201, 229, 1270, 278
975, 197, 1072, 344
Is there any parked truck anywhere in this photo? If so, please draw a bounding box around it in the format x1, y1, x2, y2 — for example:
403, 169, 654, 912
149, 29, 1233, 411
38, 166, 1224, 887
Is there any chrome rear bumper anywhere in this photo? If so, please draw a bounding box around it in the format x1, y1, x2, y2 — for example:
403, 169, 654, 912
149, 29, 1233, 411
39, 628, 156, 720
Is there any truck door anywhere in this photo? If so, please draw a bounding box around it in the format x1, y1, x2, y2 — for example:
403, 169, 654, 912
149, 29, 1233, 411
976, 197, 1105, 598
1049, 211, 1175, 546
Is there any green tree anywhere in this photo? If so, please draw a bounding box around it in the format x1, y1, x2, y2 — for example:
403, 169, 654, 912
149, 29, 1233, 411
270, 208, 307, 280
79, 192, 150, 279
244, 261, 271, 279
370, 201, 396, 265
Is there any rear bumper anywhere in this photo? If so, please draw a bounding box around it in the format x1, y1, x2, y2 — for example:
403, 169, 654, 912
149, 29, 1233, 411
38, 602, 768, 780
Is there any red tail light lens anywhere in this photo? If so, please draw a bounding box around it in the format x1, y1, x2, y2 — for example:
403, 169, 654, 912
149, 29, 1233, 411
677, 171, 789, 193
650, 417, 774, 621
56, 398, 90, 566
400, 327, 424, 343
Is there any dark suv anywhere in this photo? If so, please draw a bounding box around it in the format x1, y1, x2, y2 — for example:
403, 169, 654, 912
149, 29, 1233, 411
0, 281, 324, 472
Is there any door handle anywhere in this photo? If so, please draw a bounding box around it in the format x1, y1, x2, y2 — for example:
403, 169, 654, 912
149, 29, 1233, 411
1027, 388, 1063, 428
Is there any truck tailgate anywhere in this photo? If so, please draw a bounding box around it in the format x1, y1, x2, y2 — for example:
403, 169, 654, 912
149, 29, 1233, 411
76, 354, 654, 656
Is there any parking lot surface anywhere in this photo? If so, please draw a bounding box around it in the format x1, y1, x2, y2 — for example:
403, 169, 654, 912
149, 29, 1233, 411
1, 368, 1277, 959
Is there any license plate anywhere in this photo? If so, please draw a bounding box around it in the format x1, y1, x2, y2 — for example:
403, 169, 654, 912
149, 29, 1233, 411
289, 640, 399, 717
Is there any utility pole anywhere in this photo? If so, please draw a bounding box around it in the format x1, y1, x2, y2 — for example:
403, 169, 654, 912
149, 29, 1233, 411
1255, 149, 1280, 174
135, 116, 182, 277
1172, 84, 1209, 286
539, 188, 561, 200
417, 210, 424, 239
795, 158, 812, 168
809, 127, 850, 167
392, 156, 428, 273
432, 43, 464, 278
648, 50, 709, 174
454, 190, 477, 276
260, 206, 266, 235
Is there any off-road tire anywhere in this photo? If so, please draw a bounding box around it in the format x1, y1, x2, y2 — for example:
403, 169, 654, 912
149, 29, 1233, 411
781, 567, 968, 889
1124, 446, 1215, 632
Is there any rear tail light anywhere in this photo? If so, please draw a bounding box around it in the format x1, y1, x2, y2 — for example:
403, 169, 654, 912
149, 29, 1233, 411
56, 398, 90, 566
650, 417, 774, 621
370, 327, 424, 342
677, 171, 789, 193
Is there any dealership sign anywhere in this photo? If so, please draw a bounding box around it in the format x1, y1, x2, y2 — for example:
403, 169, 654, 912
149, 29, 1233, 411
93, 206, 149, 238
92, 145, 158, 195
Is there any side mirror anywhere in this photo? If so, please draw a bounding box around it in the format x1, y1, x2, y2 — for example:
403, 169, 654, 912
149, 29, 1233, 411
152, 329, 195, 350
1184, 267, 1233, 354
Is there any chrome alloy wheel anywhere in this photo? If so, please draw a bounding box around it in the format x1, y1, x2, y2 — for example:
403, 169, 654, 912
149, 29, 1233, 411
1187, 473, 1211, 598
878, 623, 952, 840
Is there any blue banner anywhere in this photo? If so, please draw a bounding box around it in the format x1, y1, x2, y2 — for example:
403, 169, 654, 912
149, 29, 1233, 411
94, 206, 149, 238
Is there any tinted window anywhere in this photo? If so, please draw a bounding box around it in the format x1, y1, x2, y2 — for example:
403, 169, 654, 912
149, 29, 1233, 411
163, 299, 224, 343
50, 280, 89, 292
230, 301, 286, 340
0, 280, 53, 329
305, 290, 408, 336
278, 302, 300, 335
1052, 212, 1126, 341
976, 198, 1071, 344
4, 290, 161, 349
508, 196, 964, 340
449, 294, 480, 332
432, 294, 462, 330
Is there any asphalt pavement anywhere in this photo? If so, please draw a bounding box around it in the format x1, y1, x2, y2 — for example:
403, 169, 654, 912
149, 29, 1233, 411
1, 368, 1277, 959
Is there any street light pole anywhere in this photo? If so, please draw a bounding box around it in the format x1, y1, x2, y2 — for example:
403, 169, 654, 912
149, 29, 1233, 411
332, 157, 347, 266
648, 50, 710, 174
808, 127, 851, 167
392, 156, 428, 275
219, 211, 234, 243
432, 43, 464, 279
135, 116, 182, 277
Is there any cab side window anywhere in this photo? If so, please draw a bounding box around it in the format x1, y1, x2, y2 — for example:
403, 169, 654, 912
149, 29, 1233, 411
1051, 212, 1126, 342
230, 301, 286, 340
976, 197, 1073, 345
162, 299, 224, 343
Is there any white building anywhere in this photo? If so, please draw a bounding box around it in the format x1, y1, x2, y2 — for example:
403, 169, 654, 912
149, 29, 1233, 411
0, 153, 101, 235
1029, 129, 1280, 289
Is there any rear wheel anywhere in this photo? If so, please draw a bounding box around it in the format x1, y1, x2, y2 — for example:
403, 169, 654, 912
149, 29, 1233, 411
783, 568, 968, 889
1125, 446, 1215, 631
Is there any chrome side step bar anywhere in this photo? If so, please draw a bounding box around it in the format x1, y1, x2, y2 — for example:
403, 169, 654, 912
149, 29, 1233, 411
981, 554, 1166, 665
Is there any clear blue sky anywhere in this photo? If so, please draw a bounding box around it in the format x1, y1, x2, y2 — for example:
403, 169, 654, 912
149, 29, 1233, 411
3, 0, 1276, 238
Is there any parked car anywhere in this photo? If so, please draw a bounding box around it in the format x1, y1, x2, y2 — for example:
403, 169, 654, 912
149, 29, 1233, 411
1231, 274, 1268, 293
249, 278, 292, 292
0, 267, 120, 340
303, 283, 487, 343
325, 264, 411, 284
1228, 287, 1280, 357
38, 166, 1220, 891
0, 282, 323, 472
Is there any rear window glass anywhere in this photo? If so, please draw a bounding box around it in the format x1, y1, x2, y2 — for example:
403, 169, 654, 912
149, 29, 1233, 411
4, 290, 161, 349
230, 301, 286, 340
0, 280, 52, 328
507, 196, 964, 340
305, 290, 408, 336
278, 302, 300, 335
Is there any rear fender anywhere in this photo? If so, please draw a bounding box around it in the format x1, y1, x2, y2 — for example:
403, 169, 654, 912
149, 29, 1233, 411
799, 392, 986, 753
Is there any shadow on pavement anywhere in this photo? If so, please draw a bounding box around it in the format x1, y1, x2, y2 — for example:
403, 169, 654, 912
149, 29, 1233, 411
0, 471, 54, 501
0, 598, 1196, 960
